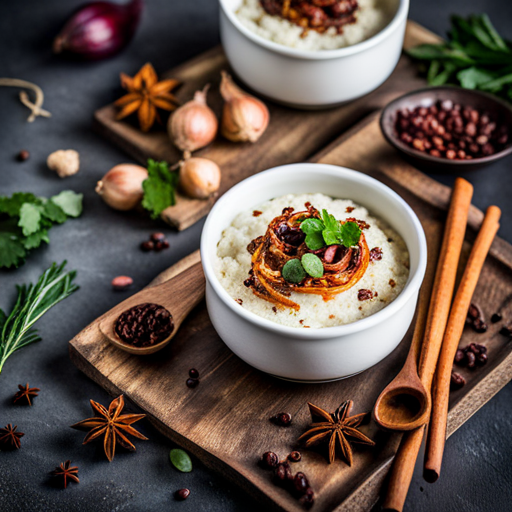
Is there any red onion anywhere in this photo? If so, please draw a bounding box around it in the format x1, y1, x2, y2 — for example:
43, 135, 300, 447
53, 0, 143, 60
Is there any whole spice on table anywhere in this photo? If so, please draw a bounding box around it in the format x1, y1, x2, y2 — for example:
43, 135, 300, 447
0, 262, 79, 373
450, 371, 466, 390
142, 159, 179, 219
114, 303, 174, 347
394, 100, 508, 160
140, 233, 170, 252
71, 394, 147, 462
17, 150, 30, 162
500, 325, 512, 337
0, 192, 83, 268
220, 71, 269, 143
273, 461, 293, 486
407, 14, 512, 103
175, 488, 190, 501
270, 412, 292, 427
169, 84, 218, 152
178, 156, 221, 199
115, 63, 180, 132
53, 0, 143, 60
47, 150, 80, 178
0, 424, 24, 450
170, 448, 193, 472
454, 343, 488, 369
466, 303, 488, 332
260, 451, 279, 469
96, 163, 148, 211
288, 451, 302, 462
111, 275, 133, 291
260, 0, 358, 35
186, 377, 199, 389
50, 461, 79, 488
188, 368, 199, 379
0, 78, 51, 122
491, 312, 502, 323
298, 401, 375, 465
13, 383, 40, 406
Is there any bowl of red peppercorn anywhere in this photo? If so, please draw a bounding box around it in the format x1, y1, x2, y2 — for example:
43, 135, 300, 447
380, 86, 512, 172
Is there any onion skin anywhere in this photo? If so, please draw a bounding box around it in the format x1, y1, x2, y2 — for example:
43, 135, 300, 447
95, 163, 148, 210
53, 0, 143, 60
220, 71, 269, 143
179, 158, 221, 199
169, 85, 218, 153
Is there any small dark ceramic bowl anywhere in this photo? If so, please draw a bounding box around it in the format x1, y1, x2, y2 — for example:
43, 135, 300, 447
380, 86, 512, 172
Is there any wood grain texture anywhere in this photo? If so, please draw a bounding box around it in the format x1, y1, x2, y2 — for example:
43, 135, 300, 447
94, 21, 439, 231
70, 111, 512, 512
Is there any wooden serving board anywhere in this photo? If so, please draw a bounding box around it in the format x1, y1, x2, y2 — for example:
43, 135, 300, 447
71, 110, 512, 511
94, 21, 440, 231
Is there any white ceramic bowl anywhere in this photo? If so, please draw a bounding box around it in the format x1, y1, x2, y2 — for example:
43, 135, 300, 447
200, 163, 426, 382
219, 0, 409, 108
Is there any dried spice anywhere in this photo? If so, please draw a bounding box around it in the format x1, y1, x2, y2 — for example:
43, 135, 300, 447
369, 247, 383, 262
466, 302, 487, 333
288, 451, 302, 462
298, 401, 375, 465
115, 63, 180, 132
450, 372, 466, 390
270, 412, 292, 427
0, 424, 24, 450
454, 343, 488, 369
115, 303, 174, 347
71, 395, 147, 462
491, 313, 502, 323
260, 451, 279, 469
50, 460, 79, 488
175, 488, 190, 500
13, 383, 40, 405
358, 289, 377, 301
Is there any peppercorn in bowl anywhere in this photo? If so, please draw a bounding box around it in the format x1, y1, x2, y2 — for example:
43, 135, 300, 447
200, 163, 427, 382
380, 86, 512, 172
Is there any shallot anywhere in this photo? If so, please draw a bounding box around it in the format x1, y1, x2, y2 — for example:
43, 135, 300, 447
179, 157, 221, 199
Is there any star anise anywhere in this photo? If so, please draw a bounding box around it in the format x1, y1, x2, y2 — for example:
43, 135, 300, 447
297, 400, 375, 465
50, 460, 79, 488
13, 382, 40, 405
71, 394, 148, 462
0, 424, 24, 450
114, 62, 180, 132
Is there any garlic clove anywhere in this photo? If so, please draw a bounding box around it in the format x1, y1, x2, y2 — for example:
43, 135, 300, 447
220, 71, 269, 143
96, 163, 148, 210
168, 84, 218, 153
179, 157, 221, 199
47, 149, 80, 178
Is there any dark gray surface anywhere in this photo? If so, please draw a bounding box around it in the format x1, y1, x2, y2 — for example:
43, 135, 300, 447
0, 1, 511, 511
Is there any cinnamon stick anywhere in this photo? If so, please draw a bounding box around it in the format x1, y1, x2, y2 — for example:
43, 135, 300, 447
382, 177, 473, 512
424, 205, 501, 483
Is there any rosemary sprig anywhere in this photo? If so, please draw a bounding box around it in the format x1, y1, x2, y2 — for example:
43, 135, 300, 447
0, 261, 79, 373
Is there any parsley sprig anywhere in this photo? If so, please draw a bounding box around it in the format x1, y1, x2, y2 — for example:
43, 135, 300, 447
300, 209, 361, 251
142, 159, 179, 219
0, 191, 83, 269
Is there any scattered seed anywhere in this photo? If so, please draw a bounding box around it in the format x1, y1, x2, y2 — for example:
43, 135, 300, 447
288, 451, 302, 462
270, 412, 292, 427
150, 232, 166, 242
175, 488, 190, 500
111, 276, 133, 291
140, 240, 154, 252
188, 368, 199, 379
186, 378, 199, 389
260, 451, 279, 469
17, 150, 30, 161
450, 372, 466, 390
491, 313, 502, 323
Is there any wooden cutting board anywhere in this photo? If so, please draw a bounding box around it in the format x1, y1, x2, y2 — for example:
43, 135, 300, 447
94, 21, 440, 231
70, 111, 512, 512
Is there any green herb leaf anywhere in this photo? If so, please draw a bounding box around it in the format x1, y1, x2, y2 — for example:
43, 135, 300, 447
43, 200, 67, 224
457, 67, 496, 89
339, 221, 362, 247
22, 230, 50, 250
0, 230, 26, 269
300, 218, 324, 235
142, 159, 179, 219
282, 259, 306, 284
51, 191, 83, 218
169, 448, 193, 473
0, 261, 79, 373
18, 203, 42, 236
0, 193, 39, 217
305, 231, 325, 250
301, 253, 324, 278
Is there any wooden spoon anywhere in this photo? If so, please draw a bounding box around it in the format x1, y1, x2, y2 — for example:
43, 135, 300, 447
99, 261, 205, 355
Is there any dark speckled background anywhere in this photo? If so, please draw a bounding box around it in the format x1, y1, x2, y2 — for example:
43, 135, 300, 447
1, 1, 512, 511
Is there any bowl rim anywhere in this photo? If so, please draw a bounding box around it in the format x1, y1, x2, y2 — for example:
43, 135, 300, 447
200, 163, 427, 340
380, 85, 512, 166
218, 0, 409, 61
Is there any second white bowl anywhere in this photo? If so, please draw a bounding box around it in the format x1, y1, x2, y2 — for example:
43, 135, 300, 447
200, 163, 427, 382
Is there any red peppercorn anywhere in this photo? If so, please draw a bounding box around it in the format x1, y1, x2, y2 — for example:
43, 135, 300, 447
175, 488, 190, 500
186, 378, 199, 389
150, 232, 166, 242
188, 368, 199, 379
17, 150, 30, 161
140, 241, 154, 252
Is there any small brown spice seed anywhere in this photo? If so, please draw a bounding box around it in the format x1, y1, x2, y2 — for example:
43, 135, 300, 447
270, 412, 292, 427
450, 372, 466, 390
491, 313, 502, 323
273, 462, 293, 486
150, 232, 166, 242
466, 351, 476, 369
499, 325, 512, 337
300, 488, 315, 509
288, 451, 302, 462
189, 368, 199, 379
175, 488, 190, 501
260, 451, 279, 469
111, 276, 133, 291
140, 240, 154, 252
293, 472, 310, 495
17, 150, 30, 161
186, 378, 199, 389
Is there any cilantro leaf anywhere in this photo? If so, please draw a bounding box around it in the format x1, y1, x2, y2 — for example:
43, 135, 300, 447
18, 203, 42, 236
23, 230, 50, 250
0, 193, 39, 217
51, 191, 83, 217
339, 221, 362, 247
142, 159, 179, 219
42, 200, 67, 224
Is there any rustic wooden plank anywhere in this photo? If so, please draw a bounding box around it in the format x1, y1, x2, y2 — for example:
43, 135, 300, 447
93, 21, 441, 231
70, 110, 512, 512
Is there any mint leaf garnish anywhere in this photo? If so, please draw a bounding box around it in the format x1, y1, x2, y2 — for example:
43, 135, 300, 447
282, 259, 306, 284
170, 448, 193, 473
340, 221, 362, 247
305, 231, 325, 250
301, 253, 324, 278
301, 218, 324, 235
